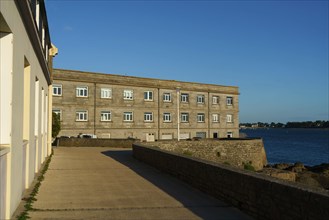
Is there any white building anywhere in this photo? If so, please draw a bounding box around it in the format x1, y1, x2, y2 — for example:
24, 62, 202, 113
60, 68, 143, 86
0, 0, 57, 218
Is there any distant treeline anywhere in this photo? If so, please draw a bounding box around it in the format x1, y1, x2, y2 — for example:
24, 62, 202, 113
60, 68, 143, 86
285, 121, 329, 128
240, 120, 329, 128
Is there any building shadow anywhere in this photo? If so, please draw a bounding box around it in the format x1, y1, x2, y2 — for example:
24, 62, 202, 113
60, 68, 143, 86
101, 149, 251, 220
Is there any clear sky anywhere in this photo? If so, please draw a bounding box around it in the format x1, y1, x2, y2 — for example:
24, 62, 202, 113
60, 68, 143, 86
45, 0, 328, 123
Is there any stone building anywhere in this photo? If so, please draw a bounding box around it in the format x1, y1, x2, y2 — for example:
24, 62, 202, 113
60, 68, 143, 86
0, 0, 57, 218
53, 69, 239, 140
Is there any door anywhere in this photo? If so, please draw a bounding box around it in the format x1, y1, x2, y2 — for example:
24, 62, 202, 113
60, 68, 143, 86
145, 133, 155, 142
227, 132, 233, 138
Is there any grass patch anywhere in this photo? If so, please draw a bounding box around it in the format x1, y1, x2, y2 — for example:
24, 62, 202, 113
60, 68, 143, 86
183, 150, 193, 156
243, 161, 255, 171
17, 150, 53, 220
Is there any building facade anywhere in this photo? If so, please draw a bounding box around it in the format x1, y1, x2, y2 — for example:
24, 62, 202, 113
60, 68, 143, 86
53, 69, 239, 141
0, 0, 57, 218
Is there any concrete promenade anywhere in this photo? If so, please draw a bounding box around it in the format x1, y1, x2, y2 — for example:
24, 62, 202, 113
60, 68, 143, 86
26, 147, 252, 219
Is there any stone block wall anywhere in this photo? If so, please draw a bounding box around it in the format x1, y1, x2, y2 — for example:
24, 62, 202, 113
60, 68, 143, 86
53, 69, 240, 140
141, 139, 267, 170
132, 144, 329, 220
56, 137, 138, 148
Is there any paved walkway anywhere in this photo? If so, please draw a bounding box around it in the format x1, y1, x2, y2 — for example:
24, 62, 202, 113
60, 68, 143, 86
27, 147, 252, 219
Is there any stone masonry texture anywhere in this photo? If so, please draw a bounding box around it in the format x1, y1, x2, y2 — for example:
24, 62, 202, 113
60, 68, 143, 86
133, 143, 329, 220
141, 138, 267, 171
56, 137, 139, 148
52, 69, 240, 140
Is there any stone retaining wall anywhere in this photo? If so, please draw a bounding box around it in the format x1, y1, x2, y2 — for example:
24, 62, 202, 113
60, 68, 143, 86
56, 138, 138, 148
141, 138, 267, 170
132, 143, 329, 220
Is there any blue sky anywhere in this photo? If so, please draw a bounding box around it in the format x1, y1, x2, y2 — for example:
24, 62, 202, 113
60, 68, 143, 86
45, 0, 328, 123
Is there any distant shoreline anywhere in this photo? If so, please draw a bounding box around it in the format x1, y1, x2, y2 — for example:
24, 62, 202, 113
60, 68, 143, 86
240, 127, 329, 130
240, 120, 329, 129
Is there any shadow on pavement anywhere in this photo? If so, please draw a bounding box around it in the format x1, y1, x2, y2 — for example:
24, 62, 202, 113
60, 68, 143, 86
101, 149, 249, 220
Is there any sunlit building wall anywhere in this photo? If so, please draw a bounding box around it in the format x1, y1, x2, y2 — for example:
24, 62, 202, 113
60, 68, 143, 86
52, 69, 239, 141
0, 0, 57, 218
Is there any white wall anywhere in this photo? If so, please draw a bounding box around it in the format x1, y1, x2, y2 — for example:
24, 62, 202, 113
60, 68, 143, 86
0, 1, 51, 218
0, 32, 13, 145
0, 31, 13, 220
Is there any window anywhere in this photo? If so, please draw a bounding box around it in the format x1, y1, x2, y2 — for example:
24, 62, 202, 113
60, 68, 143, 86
226, 114, 233, 123
212, 96, 219, 104
53, 84, 62, 96
181, 113, 189, 122
101, 88, 112, 99
36, 0, 40, 28
197, 113, 205, 122
163, 113, 171, 122
101, 111, 111, 121
144, 91, 153, 101
197, 95, 205, 104
52, 109, 61, 121
76, 86, 88, 97
123, 112, 133, 121
226, 97, 233, 105
181, 93, 189, 103
76, 110, 88, 121
42, 25, 45, 48
144, 112, 153, 122
123, 90, 133, 100
212, 114, 219, 122
163, 93, 171, 102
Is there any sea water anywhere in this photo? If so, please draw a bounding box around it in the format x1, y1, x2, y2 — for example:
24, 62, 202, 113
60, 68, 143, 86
240, 128, 329, 166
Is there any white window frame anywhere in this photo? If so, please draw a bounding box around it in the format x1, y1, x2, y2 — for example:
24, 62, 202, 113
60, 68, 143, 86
123, 112, 133, 121
181, 113, 189, 123
76, 110, 88, 121
197, 113, 205, 122
197, 95, 205, 104
212, 96, 219, 104
53, 84, 62, 96
163, 93, 171, 102
144, 91, 153, 101
226, 114, 233, 123
212, 113, 219, 123
144, 112, 153, 122
76, 86, 88, 97
181, 93, 189, 103
123, 90, 133, 100
52, 109, 62, 121
163, 113, 171, 122
101, 88, 112, 99
226, 97, 233, 105
101, 111, 111, 121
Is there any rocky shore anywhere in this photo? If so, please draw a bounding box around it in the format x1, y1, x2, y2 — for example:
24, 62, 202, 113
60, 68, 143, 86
259, 162, 329, 190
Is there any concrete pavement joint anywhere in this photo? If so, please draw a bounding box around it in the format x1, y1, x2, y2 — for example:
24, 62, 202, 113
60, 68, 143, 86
30, 204, 233, 212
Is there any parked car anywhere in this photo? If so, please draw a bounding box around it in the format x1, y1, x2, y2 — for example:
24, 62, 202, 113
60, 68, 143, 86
78, 134, 97, 138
